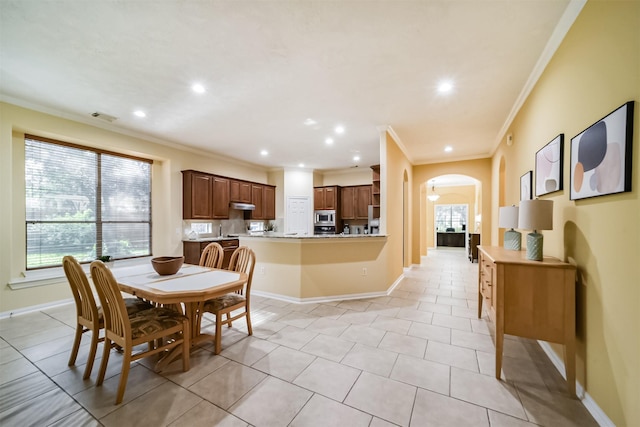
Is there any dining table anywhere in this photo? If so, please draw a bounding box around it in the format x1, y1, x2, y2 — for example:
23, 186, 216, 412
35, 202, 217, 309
111, 262, 248, 369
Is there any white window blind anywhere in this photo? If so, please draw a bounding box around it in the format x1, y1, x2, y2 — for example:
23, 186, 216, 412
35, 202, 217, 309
25, 135, 152, 269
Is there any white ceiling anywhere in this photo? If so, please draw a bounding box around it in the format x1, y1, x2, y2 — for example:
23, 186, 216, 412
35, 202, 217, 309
0, 1, 579, 172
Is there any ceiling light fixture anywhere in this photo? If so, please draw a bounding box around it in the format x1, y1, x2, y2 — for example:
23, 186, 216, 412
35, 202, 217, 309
304, 118, 317, 126
325, 137, 334, 145
427, 180, 440, 202
335, 125, 345, 134
192, 83, 205, 94
260, 150, 268, 156
353, 155, 361, 162
437, 80, 454, 94
133, 110, 146, 118
298, 163, 305, 168
444, 146, 453, 153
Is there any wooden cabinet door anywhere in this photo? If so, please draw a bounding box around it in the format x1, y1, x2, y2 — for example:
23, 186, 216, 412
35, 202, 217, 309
251, 184, 264, 219
212, 176, 230, 219
355, 185, 371, 219
264, 185, 275, 219
182, 170, 213, 219
231, 180, 252, 203
324, 186, 337, 210
314, 188, 324, 210
341, 186, 355, 219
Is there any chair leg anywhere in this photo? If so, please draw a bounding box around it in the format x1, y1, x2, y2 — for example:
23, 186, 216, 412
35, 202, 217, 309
82, 330, 100, 379
68, 324, 83, 366
182, 321, 190, 372
215, 312, 223, 355
245, 310, 253, 336
227, 312, 232, 328
97, 338, 111, 386
115, 353, 132, 404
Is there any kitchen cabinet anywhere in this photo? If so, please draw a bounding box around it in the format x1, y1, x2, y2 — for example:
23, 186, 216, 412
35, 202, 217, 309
230, 179, 252, 203
212, 176, 230, 219
247, 184, 276, 220
371, 165, 380, 220
182, 170, 214, 219
477, 246, 576, 397
340, 185, 372, 220
183, 239, 239, 269
314, 186, 339, 210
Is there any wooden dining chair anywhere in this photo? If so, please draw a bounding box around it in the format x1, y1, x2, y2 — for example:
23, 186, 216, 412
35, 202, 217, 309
90, 261, 190, 404
63, 256, 153, 379
202, 246, 255, 354
199, 242, 224, 268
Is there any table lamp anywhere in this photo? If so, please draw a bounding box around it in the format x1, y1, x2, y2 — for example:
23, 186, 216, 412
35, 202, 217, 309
518, 199, 553, 261
498, 206, 521, 250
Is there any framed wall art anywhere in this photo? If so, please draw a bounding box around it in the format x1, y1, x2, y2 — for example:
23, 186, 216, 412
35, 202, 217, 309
535, 134, 564, 197
520, 171, 532, 201
570, 101, 635, 200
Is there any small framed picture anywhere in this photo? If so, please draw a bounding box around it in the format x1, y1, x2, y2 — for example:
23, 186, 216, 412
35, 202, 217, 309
520, 171, 532, 201
570, 101, 635, 200
535, 134, 564, 197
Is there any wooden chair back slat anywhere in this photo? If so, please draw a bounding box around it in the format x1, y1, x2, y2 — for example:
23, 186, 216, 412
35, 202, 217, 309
199, 242, 224, 269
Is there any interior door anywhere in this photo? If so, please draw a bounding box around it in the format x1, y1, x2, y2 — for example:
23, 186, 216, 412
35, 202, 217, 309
286, 196, 310, 236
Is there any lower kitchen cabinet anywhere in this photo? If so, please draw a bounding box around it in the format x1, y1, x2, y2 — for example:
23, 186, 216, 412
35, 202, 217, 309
183, 239, 239, 269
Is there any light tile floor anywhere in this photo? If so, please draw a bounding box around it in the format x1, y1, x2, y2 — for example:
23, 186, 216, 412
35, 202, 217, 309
0, 248, 599, 426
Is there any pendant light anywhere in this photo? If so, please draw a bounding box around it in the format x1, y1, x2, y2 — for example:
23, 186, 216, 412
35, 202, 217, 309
427, 180, 440, 202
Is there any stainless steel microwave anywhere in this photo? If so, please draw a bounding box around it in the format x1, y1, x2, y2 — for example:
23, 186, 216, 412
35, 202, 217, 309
314, 210, 336, 226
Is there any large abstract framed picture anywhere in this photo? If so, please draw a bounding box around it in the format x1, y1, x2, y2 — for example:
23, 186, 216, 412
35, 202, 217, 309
571, 101, 635, 200
520, 171, 532, 201
535, 134, 564, 197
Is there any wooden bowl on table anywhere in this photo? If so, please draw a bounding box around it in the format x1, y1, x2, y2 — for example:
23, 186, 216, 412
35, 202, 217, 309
151, 256, 184, 275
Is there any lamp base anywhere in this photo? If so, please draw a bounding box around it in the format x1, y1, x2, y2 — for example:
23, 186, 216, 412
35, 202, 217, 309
526, 232, 544, 261
503, 229, 521, 250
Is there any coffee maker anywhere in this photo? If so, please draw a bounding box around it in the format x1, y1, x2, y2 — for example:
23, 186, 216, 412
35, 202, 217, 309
368, 205, 380, 235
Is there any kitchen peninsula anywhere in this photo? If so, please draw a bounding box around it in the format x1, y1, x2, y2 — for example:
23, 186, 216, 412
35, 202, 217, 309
189, 233, 389, 302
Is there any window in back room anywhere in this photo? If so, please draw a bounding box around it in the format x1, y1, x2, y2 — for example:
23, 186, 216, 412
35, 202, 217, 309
24, 135, 152, 269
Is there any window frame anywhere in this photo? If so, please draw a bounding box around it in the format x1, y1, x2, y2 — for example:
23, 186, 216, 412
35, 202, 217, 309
24, 134, 153, 270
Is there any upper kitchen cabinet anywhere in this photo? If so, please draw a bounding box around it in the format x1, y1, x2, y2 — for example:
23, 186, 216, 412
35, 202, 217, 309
212, 176, 230, 219
182, 170, 214, 219
182, 170, 229, 219
247, 184, 276, 220
314, 186, 339, 210
230, 179, 252, 203
341, 185, 372, 220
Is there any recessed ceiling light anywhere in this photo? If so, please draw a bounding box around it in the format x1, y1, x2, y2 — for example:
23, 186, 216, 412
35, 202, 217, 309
335, 125, 345, 134
298, 163, 305, 168
437, 80, 454, 94
325, 137, 334, 145
133, 110, 146, 118
444, 146, 453, 152
304, 118, 317, 126
260, 150, 268, 156
192, 83, 205, 94
353, 155, 361, 162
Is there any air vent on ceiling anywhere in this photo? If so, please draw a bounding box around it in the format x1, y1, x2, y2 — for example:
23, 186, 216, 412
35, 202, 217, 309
90, 112, 118, 122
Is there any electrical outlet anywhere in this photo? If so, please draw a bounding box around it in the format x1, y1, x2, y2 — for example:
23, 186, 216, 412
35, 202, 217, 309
362, 267, 367, 276
260, 266, 266, 275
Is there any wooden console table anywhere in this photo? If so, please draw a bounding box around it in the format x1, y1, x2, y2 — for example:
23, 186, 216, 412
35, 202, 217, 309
477, 246, 577, 397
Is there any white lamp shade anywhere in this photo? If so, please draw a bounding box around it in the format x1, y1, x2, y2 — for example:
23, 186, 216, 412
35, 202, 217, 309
498, 206, 519, 229
519, 199, 553, 231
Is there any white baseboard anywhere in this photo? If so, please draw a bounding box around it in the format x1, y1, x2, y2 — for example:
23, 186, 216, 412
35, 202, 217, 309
538, 341, 615, 427
0, 298, 74, 319
253, 273, 406, 305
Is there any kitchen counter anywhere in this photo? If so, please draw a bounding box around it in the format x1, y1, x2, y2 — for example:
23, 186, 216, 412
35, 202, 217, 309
227, 232, 386, 239
182, 236, 240, 243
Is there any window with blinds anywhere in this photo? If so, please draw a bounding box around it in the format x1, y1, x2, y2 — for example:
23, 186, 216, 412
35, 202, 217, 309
435, 204, 468, 232
25, 135, 152, 269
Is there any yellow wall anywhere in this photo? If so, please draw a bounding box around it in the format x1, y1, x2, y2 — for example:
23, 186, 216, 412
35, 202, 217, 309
412, 159, 492, 264
0, 102, 269, 313
491, 2, 639, 425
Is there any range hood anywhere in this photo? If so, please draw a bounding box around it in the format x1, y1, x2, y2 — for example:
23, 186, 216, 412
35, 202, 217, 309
229, 202, 255, 211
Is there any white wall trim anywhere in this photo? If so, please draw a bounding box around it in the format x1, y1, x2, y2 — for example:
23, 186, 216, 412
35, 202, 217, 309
0, 298, 73, 319
538, 341, 615, 427
254, 273, 405, 305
